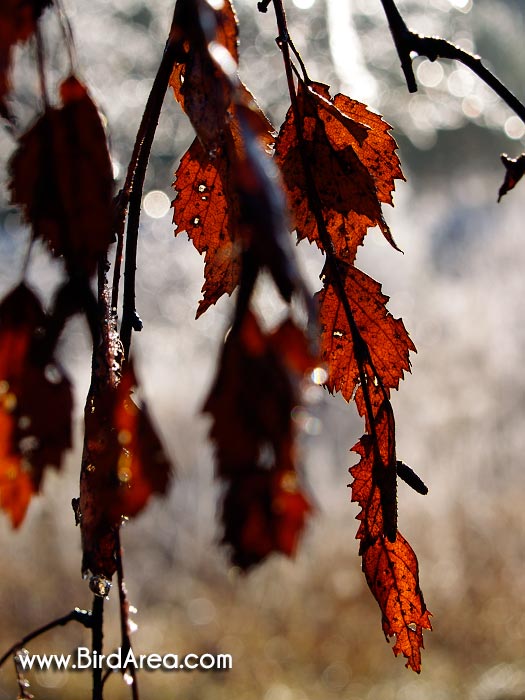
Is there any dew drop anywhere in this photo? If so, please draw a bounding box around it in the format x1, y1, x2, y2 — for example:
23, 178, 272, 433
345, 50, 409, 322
86, 464, 96, 473
408, 623, 417, 632
123, 671, 134, 686
129, 605, 138, 614
201, 195, 208, 201
192, 216, 201, 226
128, 619, 138, 634
89, 574, 112, 598
198, 184, 207, 193
332, 329, 344, 339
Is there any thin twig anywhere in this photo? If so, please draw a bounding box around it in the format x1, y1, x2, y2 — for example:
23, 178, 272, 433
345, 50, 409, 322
92, 595, 104, 700
35, 26, 49, 110
115, 530, 139, 700
0, 609, 92, 669
119, 30, 181, 358
380, 0, 525, 123
54, 0, 78, 75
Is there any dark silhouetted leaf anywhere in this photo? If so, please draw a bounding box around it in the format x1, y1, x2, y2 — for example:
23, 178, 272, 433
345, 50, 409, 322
0, 283, 72, 527
205, 311, 314, 568
9, 75, 114, 276
498, 153, 525, 201
222, 468, 311, 569
80, 362, 172, 578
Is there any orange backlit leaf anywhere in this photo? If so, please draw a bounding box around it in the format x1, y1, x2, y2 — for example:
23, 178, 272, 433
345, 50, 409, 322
9, 75, 114, 276
350, 400, 397, 544
318, 265, 415, 404
173, 137, 241, 317
275, 81, 403, 263
80, 362, 172, 578
0, 284, 72, 527
362, 532, 432, 672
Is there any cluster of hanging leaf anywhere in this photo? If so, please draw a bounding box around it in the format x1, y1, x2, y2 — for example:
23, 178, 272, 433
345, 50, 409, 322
1, 3, 172, 585
171, 0, 431, 671
1, 0, 432, 673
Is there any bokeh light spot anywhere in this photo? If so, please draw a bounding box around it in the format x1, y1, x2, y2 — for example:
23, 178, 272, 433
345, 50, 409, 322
143, 190, 171, 219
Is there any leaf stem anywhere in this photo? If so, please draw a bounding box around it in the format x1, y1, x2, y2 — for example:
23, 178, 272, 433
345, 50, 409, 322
380, 0, 525, 123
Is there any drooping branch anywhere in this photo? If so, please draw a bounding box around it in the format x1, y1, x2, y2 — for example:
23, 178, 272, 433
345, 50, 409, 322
380, 0, 525, 124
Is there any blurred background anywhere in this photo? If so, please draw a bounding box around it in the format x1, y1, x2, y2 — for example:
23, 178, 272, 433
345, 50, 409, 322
1, 0, 525, 697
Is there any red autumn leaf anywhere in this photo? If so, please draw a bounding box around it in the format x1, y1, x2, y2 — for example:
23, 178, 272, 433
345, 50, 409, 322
0, 0, 51, 117
9, 75, 114, 276
275, 81, 403, 263
172, 109, 295, 314
80, 362, 172, 578
498, 152, 525, 201
171, 0, 296, 315
173, 137, 242, 317
205, 310, 314, 568
204, 311, 303, 474
0, 284, 72, 528
318, 265, 415, 405
361, 532, 432, 673
222, 468, 311, 569
170, 0, 239, 149
350, 399, 397, 544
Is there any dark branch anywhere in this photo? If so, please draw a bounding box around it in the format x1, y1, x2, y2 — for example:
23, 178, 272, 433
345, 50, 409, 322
0, 609, 92, 670
380, 0, 525, 124
92, 596, 104, 700
115, 531, 139, 700
119, 29, 181, 358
